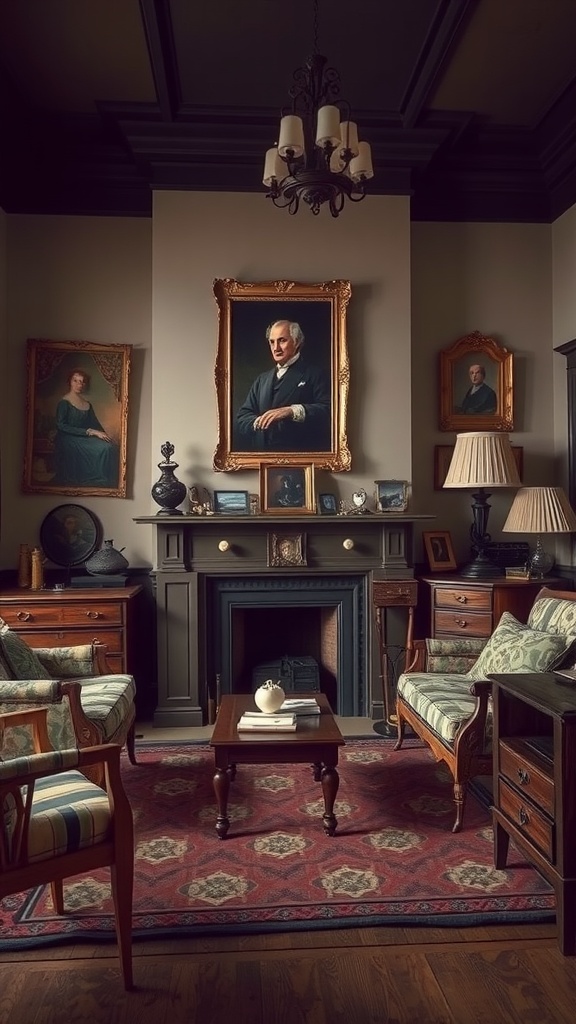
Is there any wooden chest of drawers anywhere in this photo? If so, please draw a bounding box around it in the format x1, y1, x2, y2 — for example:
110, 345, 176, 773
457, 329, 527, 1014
422, 576, 564, 640
0, 585, 143, 675
490, 672, 576, 955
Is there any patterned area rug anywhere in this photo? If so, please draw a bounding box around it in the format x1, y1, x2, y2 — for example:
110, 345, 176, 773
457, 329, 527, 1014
0, 739, 555, 950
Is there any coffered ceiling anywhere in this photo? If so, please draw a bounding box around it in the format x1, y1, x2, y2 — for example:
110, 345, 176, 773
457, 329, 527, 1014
1, 0, 575, 221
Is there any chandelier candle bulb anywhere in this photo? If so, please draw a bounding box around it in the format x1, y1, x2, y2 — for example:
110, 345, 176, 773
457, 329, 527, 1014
339, 121, 359, 156
350, 141, 374, 181
316, 105, 341, 146
278, 115, 304, 157
263, 147, 284, 186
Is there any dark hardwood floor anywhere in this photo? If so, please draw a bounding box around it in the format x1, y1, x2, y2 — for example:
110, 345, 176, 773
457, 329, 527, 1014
1, 922, 575, 1023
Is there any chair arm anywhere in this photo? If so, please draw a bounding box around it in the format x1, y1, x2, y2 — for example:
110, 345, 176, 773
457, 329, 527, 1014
32, 643, 109, 678
0, 707, 51, 753
406, 639, 426, 672
59, 681, 102, 749
453, 679, 493, 757
0, 680, 63, 705
424, 637, 487, 675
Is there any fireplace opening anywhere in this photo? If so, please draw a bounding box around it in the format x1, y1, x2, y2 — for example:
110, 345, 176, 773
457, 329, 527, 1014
208, 574, 368, 716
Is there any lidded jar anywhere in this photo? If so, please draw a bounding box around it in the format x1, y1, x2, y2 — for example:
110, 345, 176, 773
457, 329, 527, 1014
85, 540, 129, 576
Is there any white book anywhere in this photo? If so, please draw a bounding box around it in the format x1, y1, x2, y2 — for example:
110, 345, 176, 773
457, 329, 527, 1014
278, 699, 320, 715
240, 711, 297, 724
238, 717, 297, 732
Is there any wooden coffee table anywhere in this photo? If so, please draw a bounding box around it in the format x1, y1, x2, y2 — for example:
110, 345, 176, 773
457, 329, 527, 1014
210, 693, 345, 839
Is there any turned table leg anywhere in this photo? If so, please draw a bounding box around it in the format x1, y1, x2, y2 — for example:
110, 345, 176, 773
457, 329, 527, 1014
213, 765, 231, 839
321, 765, 339, 836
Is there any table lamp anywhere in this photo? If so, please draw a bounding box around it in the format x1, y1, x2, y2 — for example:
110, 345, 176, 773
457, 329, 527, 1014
443, 431, 521, 578
502, 486, 576, 576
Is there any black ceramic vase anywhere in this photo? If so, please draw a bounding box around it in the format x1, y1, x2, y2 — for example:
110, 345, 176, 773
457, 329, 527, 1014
151, 441, 187, 515
85, 540, 129, 575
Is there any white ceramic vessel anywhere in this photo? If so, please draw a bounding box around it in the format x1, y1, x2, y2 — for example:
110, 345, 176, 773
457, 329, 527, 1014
254, 682, 285, 713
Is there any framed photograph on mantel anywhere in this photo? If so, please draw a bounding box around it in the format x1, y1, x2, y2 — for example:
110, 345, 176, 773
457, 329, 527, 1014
23, 338, 131, 497
212, 278, 351, 472
439, 331, 513, 432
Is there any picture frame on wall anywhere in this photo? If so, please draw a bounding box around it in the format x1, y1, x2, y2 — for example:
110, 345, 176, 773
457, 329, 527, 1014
439, 331, 514, 433
23, 338, 131, 497
423, 530, 458, 572
260, 463, 316, 514
212, 278, 351, 472
434, 444, 524, 490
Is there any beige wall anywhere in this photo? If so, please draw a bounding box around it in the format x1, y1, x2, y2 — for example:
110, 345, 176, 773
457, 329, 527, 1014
1, 196, 576, 574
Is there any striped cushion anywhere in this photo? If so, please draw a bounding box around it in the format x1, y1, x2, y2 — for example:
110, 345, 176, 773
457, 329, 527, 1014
528, 596, 576, 641
79, 675, 136, 742
27, 769, 111, 863
397, 671, 492, 748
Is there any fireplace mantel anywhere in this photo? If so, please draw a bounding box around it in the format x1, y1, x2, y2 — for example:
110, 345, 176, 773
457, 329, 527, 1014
135, 512, 433, 726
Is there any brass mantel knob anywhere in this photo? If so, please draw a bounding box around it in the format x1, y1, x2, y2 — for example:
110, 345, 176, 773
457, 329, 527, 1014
218, 540, 230, 552
343, 538, 354, 550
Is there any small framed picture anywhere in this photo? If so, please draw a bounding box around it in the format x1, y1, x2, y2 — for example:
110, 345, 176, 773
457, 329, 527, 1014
260, 463, 315, 515
318, 492, 338, 515
213, 489, 250, 515
40, 503, 101, 567
375, 480, 409, 513
423, 530, 458, 572
268, 533, 307, 567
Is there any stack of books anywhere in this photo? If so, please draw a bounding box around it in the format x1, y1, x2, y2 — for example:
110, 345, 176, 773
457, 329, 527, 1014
237, 712, 297, 732
279, 698, 320, 716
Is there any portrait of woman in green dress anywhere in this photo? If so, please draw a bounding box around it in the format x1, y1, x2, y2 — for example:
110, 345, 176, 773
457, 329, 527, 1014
53, 368, 119, 488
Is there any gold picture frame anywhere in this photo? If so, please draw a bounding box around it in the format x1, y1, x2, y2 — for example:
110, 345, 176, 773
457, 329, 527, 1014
423, 530, 458, 572
434, 444, 524, 490
260, 463, 316, 515
213, 278, 351, 471
23, 338, 131, 497
439, 331, 513, 432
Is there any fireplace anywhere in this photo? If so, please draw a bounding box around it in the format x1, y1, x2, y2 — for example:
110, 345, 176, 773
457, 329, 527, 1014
207, 574, 368, 716
135, 511, 430, 727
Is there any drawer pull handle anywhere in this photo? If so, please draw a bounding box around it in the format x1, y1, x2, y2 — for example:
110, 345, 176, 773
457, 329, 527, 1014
518, 806, 530, 827
17, 611, 31, 621
454, 618, 468, 628
517, 767, 530, 786
86, 610, 101, 619
456, 595, 468, 604
218, 540, 230, 552
343, 538, 354, 550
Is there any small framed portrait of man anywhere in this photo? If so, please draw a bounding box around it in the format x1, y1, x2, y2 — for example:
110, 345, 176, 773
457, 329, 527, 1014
213, 279, 351, 472
439, 331, 514, 432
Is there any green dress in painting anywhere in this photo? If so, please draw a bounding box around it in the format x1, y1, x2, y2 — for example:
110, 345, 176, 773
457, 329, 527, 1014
53, 401, 119, 487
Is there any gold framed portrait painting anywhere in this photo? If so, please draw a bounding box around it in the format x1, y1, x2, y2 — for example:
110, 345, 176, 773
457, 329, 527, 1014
23, 338, 131, 497
213, 278, 351, 472
439, 331, 513, 432
260, 463, 316, 515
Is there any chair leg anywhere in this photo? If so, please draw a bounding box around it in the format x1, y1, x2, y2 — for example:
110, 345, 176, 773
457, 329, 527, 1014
126, 721, 137, 765
394, 706, 406, 750
110, 860, 134, 990
51, 879, 65, 915
452, 781, 466, 833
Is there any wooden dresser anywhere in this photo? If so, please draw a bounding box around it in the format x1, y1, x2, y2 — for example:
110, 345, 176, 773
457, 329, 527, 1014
0, 585, 143, 676
421, 576, 564, 640
489, 672, 576, 955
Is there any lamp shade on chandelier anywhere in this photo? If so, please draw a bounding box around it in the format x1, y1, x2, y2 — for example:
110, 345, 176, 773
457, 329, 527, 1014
262, 0, 374, 217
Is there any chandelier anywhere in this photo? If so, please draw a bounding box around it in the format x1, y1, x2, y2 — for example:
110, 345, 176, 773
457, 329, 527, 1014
262, 0, 374, 217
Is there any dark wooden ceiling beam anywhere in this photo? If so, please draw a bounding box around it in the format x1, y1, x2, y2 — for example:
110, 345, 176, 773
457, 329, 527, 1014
138, 0, 180, 121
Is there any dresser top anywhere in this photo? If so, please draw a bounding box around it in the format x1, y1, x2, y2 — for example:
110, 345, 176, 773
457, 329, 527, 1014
0, 585, 142, 602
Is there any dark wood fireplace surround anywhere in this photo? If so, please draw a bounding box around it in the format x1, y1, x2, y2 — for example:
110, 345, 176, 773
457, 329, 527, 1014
135, 513, 432, 727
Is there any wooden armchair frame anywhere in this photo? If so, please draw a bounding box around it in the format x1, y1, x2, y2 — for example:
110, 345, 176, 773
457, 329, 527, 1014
0, 706, 134, 989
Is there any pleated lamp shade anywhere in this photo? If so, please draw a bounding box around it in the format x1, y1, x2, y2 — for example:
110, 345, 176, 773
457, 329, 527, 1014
444, 432, 521, 489
502, 486, 576, 577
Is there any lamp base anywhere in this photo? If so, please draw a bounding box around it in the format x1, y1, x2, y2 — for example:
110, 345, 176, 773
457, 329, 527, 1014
458, 554, 502, 579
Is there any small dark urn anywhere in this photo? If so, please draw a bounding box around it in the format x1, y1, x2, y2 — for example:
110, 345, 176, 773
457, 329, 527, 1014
151, 441, 187, 516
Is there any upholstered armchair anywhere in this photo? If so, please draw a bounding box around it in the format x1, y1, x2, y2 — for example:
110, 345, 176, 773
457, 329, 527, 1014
0, 620, 137, 782
395, 587, 576, 832
0, 705, 134, 989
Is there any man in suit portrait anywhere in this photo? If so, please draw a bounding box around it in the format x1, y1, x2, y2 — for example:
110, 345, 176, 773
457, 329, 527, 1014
456, 363, 497, 415
235, 319, 331, 451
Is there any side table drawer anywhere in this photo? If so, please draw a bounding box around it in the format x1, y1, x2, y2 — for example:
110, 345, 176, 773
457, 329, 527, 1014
434, 609, 492, 637
1, 601, 124, 628
434, 588, 491, 612
499, 739, 554, 815
498, 777, 554, 861
373, 580, 418, 607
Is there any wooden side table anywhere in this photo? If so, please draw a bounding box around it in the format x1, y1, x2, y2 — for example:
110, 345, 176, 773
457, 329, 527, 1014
421, 576, 565, 641
372, 579, 418, 732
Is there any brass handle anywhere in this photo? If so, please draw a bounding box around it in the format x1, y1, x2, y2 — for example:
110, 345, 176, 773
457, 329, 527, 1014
518, 806, 529, 827
17, 611, 31, 621
454, 618, 467, 628
86, 610, 101, 619
517, 767, 530, 786
218, 540, 230, 552
343, 538, 354, 550
456, 595, 467, 604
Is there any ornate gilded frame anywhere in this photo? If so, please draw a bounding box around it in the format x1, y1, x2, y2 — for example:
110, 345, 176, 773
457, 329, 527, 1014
213, 278, 351, 471
439, 331, 513, 432
23, 338, 131, 497
260, 463, 316, 515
